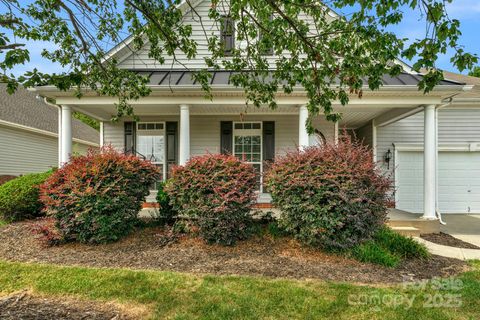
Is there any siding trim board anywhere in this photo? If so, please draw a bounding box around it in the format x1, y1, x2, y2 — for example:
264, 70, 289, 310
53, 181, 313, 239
0, 119, 99, 147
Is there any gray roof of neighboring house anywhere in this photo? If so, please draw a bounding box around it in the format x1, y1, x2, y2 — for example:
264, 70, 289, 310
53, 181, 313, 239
132, 70, 464, 87
0, 84, 99, 144
441, 71, 480, 99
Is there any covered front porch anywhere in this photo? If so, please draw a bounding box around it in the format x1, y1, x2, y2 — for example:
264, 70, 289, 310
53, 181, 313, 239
34, 72, 471, 222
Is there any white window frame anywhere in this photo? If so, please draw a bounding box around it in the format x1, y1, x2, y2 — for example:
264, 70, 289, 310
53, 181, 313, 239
136, 122, 167, 184
233, 121, 263, 192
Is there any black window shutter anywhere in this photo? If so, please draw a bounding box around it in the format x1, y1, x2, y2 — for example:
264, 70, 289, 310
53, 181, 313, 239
124, 121, 136, 154
221, 16, 234, 55
166, 122, 178, 163
263, 121, 275, 162
166, 122, 178, 177
220, 121, 233, 154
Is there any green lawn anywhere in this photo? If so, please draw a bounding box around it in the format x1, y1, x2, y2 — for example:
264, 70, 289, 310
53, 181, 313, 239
1, 260, 479, 319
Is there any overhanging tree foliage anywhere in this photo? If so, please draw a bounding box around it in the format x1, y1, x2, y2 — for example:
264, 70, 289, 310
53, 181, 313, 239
0, 0, 477, 128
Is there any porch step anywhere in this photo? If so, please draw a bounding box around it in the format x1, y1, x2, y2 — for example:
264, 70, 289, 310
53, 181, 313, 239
390, 226, 421, 237
387, 219, 439, 234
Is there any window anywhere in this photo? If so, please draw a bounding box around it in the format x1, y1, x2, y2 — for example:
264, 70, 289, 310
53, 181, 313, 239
136, 122, 165, 188
233, 122, 262, 191
221, 16, 235, 55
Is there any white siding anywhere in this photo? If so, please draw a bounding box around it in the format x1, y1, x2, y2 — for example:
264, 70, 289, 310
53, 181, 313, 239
355, 121, 373, 148
0, 125, 92, 176
117, 0, 322, 70
376, 108, 480, 175
102, 114, 335, 157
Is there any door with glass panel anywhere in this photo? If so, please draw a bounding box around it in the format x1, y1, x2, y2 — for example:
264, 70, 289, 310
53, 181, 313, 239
136, 122, 165, 188
233, 122, 262, 191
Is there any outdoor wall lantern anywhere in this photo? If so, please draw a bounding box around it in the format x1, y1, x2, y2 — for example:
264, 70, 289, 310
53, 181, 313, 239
384, 149, 392, 169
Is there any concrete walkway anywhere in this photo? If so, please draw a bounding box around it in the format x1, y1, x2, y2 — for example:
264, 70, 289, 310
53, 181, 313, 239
416, 238, 480, 260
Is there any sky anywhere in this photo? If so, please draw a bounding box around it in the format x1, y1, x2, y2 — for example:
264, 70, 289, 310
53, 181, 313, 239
5, 0, 480, 76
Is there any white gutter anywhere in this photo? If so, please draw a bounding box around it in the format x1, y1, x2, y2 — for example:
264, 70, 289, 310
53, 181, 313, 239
0, 118, 99, 147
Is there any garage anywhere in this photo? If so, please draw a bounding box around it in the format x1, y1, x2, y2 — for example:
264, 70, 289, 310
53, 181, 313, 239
396, 150, 480, 214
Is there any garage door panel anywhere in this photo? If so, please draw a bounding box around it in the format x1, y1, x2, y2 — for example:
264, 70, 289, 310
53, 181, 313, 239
396, 151, 480, 214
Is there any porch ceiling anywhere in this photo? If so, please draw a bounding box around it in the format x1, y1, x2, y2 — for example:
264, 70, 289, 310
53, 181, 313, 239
72, 102, 418, 129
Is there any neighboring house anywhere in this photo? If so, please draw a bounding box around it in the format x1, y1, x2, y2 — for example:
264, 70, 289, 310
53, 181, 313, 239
0, 85, 99, 176
34, 0, 480, 220
355, 72, 480, 215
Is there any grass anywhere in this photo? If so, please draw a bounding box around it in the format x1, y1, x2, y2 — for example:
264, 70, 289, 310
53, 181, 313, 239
0, 218, 7, 227
351, 227, 429, 267
1, 260, 479, 319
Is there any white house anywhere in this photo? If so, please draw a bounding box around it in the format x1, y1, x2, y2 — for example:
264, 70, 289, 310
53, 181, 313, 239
33, 0, 479, 221
356, 72, 480, 215
0, 85, 99, 177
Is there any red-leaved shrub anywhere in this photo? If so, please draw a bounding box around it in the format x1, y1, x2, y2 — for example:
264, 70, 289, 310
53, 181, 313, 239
265, 134, 391, 250
165, 154, 257, 245
31, 217, 62, 247
40, 147, 160, 244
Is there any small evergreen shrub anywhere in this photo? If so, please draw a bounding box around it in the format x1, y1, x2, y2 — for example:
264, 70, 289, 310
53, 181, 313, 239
155, 181, 177, 224
0, 171, 53, 222
351, 227, 429, 267
165, 154, 257, 245
40, 147, 160, 244
373, 227, 429, 259
266, 134, 391, 250
351, 241, 401, 267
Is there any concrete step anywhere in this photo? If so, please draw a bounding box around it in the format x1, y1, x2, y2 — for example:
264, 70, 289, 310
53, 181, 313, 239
390, 226, 421, 237
387, 219, 439, 234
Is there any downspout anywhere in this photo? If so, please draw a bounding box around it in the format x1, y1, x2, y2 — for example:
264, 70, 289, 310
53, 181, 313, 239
434, 99, 454, 226
37, 95, 62, 167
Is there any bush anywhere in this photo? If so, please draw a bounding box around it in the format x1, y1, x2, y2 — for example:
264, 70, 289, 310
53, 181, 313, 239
372, 227, 429, 259
40, 147, 160, 244
351, 241, 400, 267
351, 227, 429, 267
155, 180, 177, 224
265, 134, 391, 250
0, 171, 53, 222
165, 154, 257, 245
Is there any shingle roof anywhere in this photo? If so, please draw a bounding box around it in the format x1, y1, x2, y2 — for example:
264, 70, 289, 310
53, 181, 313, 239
441, 71, 480, 99
131, 70, 464, 87
0, 84, 99, 144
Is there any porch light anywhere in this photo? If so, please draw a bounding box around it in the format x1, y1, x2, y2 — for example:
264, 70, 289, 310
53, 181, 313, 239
384, 149, 392, 169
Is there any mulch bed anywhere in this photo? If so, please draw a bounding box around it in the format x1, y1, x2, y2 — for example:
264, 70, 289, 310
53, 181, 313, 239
0, 292, 130, 320
421, 232, 480, 250
0, 221, 469, 284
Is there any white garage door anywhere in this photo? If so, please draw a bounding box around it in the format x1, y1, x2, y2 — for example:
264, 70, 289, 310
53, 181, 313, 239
396, 151, 480, 214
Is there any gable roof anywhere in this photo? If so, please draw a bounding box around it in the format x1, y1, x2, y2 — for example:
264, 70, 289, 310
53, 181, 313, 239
105, 0, 416, 73
0, 84, 99, 144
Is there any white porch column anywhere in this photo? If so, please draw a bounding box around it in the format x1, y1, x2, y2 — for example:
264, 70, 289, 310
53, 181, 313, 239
423, 105, 437, 220
299, 105, 309, 149
60, 105, 72, 165
179, 104, 190, 165
57, 107, 63, 167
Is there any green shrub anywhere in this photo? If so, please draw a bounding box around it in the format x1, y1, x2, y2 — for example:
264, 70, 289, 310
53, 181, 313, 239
40, 147, 160, 244
165, 154, 257, 245
266, 135, 391, 250
373, 227, 429, 259
351, 227, 429, 267
351, 241, 401, 267
155, 181, 177, 224
0, 171, 53, 222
